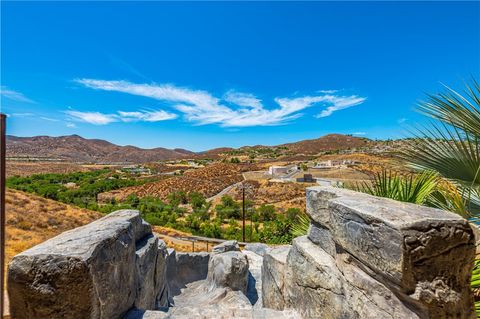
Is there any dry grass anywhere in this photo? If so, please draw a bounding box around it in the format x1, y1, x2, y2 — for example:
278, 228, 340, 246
5, 189, 102, 276
6, 161, 108, 177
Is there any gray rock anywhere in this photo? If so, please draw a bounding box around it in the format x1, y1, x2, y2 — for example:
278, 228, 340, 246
155, 240, 170, 308
207, 251, 249, 293
307, 221, 336, 257
166, 251, 210, 299
135, 234, 160, 309
284, 236, 420, 319
7, 210, 150, 319
243, 250, 263, 307
212, 240, 240, 254
306, 186, 476, 294
244, 243, 269, 256
261, 245, 291, 310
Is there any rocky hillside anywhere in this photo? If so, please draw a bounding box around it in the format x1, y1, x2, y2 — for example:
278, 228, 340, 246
279, 134, 370, 154
7, 133, 375, 164
7, 135, 196, 163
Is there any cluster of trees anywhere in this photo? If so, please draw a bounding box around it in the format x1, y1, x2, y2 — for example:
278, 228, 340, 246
6, 170, 146, 210
7, 169, 307, 244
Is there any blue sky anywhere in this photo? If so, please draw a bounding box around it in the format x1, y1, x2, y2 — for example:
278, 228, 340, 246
1, 2, 479, 151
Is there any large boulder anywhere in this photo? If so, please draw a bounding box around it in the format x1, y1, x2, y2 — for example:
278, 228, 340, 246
261, 246, 291, 310
302, 186, 476, 318
7, 210, 165, 319
207, 251, 249, 293
284, 236, 420, 319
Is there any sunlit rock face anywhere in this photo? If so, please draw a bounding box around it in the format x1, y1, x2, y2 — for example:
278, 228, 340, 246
7, 210, 168, 319
274, 186, 476, 319
8, 187, 476, 319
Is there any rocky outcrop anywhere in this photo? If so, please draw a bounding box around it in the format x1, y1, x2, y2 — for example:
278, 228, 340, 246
7, 210, 169, 319
262, 246, 290, 311
8, 186, 476, 319
268, 186, 476, 319
207, 251, 249, 293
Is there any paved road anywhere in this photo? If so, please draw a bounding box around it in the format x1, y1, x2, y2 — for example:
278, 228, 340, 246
206, 181, 243, 202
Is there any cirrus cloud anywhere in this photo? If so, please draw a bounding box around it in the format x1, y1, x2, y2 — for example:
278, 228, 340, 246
74, 79, 366, 127
65, 109, 177, 125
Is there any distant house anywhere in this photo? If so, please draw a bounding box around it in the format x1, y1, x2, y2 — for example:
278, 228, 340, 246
268, 164, 297, 177
313, 159, 359, 169
121, 166, 151, 175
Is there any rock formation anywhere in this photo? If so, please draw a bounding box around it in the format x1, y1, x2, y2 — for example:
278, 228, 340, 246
7, 186, 476, 318
262, 186, 476, 318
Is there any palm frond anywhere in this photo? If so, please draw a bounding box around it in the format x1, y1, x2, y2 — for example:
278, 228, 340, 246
418, 78, 480, 137
290, 213, 310, 237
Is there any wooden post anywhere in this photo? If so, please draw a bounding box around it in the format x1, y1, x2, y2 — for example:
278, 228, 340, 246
192, 241, 195, 253
0, 113, 6, 319
242, 186, 246, 242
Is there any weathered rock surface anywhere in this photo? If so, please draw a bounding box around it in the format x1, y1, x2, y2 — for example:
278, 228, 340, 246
285, 236, 420, 319
244, 243, 269, 257
166, 251, 210, 300
300, 186, 476, 318
7, 210, 168, 319
243, 250, 264, 307
262, 245, 291, 310
207, 251, 249, 293
8, 187, 475, 319
212, 240, 240, 254
306, 186, 475, 289
135, 234, 160, 309
155, 240, 169, 308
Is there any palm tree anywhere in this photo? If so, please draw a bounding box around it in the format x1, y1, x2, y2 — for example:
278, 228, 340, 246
400, 79, 480, 216
399, 78, 480, 316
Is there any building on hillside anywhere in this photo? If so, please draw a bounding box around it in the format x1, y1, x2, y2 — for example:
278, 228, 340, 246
268, 164, 298, 177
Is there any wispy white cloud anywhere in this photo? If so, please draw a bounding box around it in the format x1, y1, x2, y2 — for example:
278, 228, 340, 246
66, 122, 76, 128
117, 110, 177, 122
11, 112, 34, 117
316, 96, 366, 118
75, 79, 366, 127
40, 116, 60, 122
0, 86, 35, 103
223, 90, 263, 110
66, 109, 177, 125
352, 132, 366, 136
398, 118, 407, 124
65, 111, 118, 125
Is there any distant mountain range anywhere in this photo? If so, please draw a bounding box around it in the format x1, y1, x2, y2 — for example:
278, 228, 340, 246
6, 134, 371, 164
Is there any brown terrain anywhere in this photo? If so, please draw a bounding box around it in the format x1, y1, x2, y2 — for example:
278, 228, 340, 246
6, 161, 105, 177
279, 134, 370, 154
6, 135, 195, 163
98, 163, 259, 202
7, 133, 381, 164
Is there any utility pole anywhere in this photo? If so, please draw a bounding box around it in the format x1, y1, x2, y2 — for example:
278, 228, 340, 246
1, 113, 6, 319
242, 186, 246, 242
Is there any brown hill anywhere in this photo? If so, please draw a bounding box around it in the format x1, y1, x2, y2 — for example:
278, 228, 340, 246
7, 135, 196, 163
280, 134, 370, 154
7, 133, 374, 164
